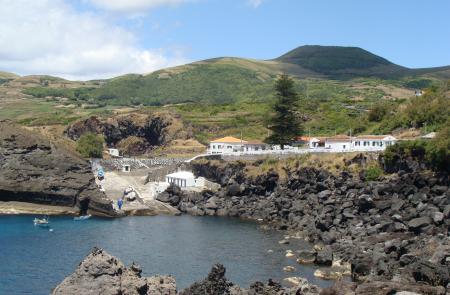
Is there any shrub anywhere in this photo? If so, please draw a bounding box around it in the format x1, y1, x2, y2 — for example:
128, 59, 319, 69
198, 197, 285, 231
426, 126, 450, 173
76, 133, 104, 158
368, 103, 389, 122
383, 127, 450, 174
364, 165, 383, 181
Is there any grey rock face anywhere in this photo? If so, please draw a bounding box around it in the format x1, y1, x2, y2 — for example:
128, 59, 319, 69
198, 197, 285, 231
0, 122, 114, 216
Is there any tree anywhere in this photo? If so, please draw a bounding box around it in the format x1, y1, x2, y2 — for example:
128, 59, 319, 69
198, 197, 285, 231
265, 74, 303, 148
76, 133, 104, 158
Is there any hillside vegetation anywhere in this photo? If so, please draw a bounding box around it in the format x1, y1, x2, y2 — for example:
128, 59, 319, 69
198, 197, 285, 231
1, 45, 449, 143
20, 45, 449, 106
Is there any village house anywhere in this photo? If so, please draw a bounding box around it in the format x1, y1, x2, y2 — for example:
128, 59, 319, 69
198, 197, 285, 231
208, 136, 267, 155
308, 135, 396, 152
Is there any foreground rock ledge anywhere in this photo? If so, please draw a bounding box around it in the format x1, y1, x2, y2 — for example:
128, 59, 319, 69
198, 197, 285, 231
53, 248, 446, 295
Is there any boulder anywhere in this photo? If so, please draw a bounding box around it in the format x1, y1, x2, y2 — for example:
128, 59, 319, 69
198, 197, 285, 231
315, 246, 333, 266
318, 190, 332, 199
297, 250, 317, 264
408, 217, 432, 231
409, 260, 450, 286
179, 264, 233, 295
431, 211, 444, 224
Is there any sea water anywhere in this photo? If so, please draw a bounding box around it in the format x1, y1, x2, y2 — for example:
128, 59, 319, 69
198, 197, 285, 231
0, 215, 332, 294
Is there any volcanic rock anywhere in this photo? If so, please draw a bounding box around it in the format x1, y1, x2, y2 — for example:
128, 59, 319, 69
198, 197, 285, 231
0, 121, 114, 216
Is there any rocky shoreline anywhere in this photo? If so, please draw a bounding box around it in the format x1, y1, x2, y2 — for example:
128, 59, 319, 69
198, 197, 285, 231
54, 247, 447, 294
156, 157, 450, 292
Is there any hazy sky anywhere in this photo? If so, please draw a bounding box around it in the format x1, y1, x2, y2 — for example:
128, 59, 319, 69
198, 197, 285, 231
0, 0, 449, 80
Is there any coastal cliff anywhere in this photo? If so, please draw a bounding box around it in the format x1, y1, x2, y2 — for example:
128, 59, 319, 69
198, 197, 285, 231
159, 157, 450, 291
0, 121, 115, 216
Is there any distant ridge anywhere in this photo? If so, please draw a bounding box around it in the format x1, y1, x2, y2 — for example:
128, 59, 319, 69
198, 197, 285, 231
3, 45, 450, 105
274, 45, 450, 79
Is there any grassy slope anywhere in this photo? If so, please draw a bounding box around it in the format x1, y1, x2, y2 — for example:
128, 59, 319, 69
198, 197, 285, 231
1, 46, 449, 143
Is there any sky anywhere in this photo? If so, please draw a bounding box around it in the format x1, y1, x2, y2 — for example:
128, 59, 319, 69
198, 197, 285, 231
0, 0, 449, 80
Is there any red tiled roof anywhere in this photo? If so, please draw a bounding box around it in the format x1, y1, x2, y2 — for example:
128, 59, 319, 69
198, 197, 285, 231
210, 136, 247, 143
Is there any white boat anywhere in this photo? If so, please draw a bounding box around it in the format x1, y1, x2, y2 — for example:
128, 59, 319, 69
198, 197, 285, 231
74, 214, 92, 221
33, 216, 49, 226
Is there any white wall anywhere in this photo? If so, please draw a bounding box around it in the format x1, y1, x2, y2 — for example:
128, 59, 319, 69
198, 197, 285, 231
325, 141, 351, 151
166, 176, 195, 187
208, 143, 244, 154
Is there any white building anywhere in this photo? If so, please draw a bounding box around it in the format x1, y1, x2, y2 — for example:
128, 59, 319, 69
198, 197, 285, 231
352, 135, 396, 151
208, 136, 267, 155
309, 135, 396, 152
108, 148, 120, 157
165, 171, 196, 188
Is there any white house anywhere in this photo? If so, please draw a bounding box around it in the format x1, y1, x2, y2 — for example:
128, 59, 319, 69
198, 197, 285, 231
351, 135, 396, 151
208, 136, 266, 155
165, 171, 196, 188
308, 135, 397, 152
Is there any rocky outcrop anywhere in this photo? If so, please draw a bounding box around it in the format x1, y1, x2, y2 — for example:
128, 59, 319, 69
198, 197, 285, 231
0, 121, 115, 216
65, 112, 192, 155
161, 159, 450, 290
55, 248, 445, 295
52, 248, 177, 295
53, 248, 321, 295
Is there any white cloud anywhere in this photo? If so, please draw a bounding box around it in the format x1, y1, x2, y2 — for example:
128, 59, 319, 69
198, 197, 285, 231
247, 0, 264, 8
86, 0, 191, 13
0, 0, 187, 80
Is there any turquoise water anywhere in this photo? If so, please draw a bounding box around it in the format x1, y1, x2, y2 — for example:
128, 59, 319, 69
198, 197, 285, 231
0, 215, 332, 294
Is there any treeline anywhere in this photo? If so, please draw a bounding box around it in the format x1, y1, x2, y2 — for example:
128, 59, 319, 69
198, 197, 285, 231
23, 87, 95, 101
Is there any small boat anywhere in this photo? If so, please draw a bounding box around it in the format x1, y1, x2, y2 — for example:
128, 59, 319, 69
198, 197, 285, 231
34, 216, 50, 226
74, 214, 92, 221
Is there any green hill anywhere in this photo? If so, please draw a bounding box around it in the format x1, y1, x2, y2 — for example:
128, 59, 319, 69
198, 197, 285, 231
14, 45, 450, 106
274, 45, 405, 78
